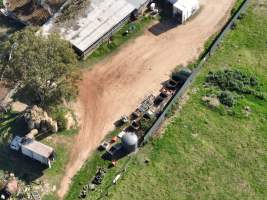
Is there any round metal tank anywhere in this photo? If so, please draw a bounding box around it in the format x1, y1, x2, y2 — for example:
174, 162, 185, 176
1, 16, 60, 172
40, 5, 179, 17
121, 132, 138, 153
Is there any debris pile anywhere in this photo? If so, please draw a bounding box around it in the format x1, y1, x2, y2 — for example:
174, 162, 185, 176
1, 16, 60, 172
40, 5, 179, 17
79, 168, 106, 199
0, 172, 52, 199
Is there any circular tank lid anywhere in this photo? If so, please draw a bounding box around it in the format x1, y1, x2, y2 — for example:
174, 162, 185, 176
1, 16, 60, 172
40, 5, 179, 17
121, 132, 138, 146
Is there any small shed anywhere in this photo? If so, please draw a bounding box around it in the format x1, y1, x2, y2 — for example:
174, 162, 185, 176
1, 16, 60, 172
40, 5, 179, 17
168, 0, 199, 23
21, 138, 54, 167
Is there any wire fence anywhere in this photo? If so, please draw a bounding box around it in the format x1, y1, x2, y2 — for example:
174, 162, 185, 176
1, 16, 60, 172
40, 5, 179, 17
141, 0, 251, 145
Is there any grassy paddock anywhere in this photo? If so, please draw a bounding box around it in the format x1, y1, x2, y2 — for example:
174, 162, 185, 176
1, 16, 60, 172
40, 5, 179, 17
97, 1, 267, 199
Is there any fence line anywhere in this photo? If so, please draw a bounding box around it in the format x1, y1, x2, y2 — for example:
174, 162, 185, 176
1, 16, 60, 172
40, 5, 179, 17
141, 0, 250, 144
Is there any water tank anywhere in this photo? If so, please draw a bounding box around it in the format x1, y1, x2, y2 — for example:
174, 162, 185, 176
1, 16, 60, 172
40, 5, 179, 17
121, 132, 138, 153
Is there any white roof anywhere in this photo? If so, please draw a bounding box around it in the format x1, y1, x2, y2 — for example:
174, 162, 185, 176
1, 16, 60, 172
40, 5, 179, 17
127, 0, 150, 8
22, 138, 54, 158
62, 0, 135, 52
42, 0, 150, 53
170, 0, 199, 11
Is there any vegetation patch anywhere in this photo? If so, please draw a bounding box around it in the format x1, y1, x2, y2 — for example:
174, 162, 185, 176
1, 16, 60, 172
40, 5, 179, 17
0, 28, 79, 107
204, 69, 265, 107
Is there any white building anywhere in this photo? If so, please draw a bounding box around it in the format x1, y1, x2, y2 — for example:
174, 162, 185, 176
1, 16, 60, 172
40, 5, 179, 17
168, 0, 200, 24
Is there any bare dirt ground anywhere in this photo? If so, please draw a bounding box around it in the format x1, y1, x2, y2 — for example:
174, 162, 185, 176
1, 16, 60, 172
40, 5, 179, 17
58, 0, 236, 197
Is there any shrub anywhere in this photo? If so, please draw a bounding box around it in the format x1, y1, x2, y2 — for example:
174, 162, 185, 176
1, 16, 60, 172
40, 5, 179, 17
49, 106, 68, 131
206, 69, 261, 97
219, 91, 235, 107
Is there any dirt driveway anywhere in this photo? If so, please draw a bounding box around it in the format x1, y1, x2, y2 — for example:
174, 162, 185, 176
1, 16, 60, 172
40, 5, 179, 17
58, 0, 236, 197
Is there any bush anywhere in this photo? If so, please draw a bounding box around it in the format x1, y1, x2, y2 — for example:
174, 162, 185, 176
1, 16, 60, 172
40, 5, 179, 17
219, 91, 235, 107
206, 69, 262, 98
49, 106, 68, 131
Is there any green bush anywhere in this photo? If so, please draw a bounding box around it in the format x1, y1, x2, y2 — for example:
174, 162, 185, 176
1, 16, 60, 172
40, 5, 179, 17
219, 91, 236, 107
49, 106, 68, 131
206, 69, 261, 97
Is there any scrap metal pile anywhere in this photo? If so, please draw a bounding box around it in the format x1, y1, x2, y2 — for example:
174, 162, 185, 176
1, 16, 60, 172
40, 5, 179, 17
99, 68, 192, 159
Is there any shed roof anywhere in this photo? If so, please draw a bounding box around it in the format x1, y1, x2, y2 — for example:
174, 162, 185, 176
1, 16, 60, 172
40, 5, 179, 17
62, 0, 135, 52
42, 0, 150, 53
22, 138, 54, 158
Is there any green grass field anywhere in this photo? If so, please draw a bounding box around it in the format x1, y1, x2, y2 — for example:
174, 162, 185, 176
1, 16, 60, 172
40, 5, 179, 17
95, 1, 267, 200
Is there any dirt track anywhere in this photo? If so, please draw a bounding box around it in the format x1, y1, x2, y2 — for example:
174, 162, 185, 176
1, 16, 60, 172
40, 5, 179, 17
58, 0, 236, 197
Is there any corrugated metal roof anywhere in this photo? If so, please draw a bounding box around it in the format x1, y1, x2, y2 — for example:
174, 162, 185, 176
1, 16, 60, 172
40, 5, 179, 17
42, 0, 150, 53
62, 0, 135, 52
22, 139, 54, 158
127, 0, 150, 8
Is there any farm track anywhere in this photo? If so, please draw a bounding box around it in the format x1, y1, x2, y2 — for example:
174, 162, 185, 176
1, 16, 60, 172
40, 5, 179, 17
58, 0, 236, 197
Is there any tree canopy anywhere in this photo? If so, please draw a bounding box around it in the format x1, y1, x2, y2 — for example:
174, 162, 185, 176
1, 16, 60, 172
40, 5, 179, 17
0, 28, 79, 106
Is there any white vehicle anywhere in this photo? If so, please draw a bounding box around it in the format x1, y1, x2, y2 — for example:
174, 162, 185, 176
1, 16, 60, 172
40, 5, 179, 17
10, 136, 54, 168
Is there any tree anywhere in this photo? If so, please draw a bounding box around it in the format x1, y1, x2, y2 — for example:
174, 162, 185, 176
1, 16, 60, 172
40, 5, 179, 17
0, 28, 79, 107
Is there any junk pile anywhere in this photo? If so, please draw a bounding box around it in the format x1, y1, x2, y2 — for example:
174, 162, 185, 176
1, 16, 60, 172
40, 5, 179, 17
0, 176, 18, 200
78, 168, 106, 199
24, 105, 58, 133
113, 67, 192, 147
0, 172, 51, 199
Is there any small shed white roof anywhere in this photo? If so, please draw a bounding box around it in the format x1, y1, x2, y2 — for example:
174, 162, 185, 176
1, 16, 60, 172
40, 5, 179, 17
169, 0, 199, 11
22, 139, 54, 158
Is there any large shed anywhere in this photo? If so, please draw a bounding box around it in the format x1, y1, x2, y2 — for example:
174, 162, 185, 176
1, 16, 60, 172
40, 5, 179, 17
42, 0, 151, 57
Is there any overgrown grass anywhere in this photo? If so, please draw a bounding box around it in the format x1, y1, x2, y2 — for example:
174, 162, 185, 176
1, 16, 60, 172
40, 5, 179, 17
93, 1, 267, 199
78, 16, 154, 68
231, 0, 246, 15
62, 127, 129, 200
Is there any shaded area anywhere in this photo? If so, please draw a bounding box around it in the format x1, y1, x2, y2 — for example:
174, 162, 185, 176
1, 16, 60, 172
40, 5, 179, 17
149, 18, 180, 36
0, 145, 46, 184
0, 113, 48, 184
0, 15, 24, 43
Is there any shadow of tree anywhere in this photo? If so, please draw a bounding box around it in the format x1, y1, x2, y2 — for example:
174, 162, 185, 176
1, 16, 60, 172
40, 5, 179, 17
0, 114, 50, 184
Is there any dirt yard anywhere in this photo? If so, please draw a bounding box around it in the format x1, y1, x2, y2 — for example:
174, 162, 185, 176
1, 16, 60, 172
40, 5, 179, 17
58, 0, 236, 197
